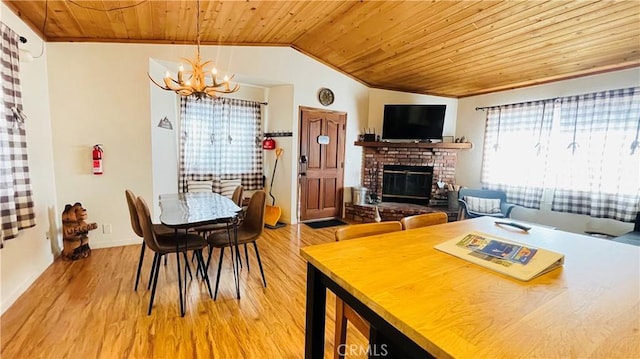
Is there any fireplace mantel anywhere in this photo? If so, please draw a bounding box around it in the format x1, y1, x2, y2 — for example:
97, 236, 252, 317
355, 141, 472, 149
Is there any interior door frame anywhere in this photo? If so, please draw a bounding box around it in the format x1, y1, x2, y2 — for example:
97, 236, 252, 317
298, 106, 347, 222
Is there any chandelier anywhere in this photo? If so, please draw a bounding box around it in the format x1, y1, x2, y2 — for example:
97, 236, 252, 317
148, 0, 239, 99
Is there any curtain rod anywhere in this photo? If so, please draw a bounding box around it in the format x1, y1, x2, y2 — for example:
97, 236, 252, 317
475, 96, 561, 111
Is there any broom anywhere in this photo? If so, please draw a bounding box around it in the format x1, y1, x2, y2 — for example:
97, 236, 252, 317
264, 148, 285, 228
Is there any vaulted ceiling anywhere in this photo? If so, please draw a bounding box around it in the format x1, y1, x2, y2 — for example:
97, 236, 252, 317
5, 0, 640, 98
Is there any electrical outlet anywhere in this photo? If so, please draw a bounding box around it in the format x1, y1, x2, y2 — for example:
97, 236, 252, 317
102, 224, 112, 234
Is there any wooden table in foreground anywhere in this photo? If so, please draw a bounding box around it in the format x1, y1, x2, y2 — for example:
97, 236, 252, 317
301, 216, 640, 358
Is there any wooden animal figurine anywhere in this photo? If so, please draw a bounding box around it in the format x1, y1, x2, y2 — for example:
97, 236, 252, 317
61, 202, 97, 260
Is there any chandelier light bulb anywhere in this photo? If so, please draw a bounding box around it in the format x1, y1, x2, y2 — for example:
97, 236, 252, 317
147, 0, 239, 98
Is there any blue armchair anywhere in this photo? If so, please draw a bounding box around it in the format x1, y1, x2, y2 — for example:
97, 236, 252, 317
457, 188, 516, 220
611, 212, 640, 246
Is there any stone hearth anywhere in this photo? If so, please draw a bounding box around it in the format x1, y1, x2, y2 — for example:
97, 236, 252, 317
345, 202, 458, 223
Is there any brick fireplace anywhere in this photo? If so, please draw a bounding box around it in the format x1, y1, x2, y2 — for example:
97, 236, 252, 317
363, 145, 457, 203
345, 142, 466, 223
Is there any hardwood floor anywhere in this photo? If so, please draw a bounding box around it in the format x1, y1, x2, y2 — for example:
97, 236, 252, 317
1, 223, 367, 358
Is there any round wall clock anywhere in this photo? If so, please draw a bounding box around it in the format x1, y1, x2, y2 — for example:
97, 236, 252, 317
318, 88, 334, 106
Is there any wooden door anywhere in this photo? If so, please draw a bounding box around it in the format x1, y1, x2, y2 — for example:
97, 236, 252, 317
299, 107, 346, 221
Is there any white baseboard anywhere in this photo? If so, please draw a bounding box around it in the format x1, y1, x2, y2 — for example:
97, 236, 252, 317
1, 257, 52, 315
91, 238, 140, 249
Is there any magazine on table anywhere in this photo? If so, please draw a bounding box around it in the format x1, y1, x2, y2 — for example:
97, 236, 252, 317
435, 232, 564, 281
455, 233, 538, 265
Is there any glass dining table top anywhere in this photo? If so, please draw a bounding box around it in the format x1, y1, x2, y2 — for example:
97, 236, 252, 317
159, 192, 242, 228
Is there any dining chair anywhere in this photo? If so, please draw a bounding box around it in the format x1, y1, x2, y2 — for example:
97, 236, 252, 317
126, 189, 174, 291
219, 178, 242, 198
206, 190, 267, 300
400, 212, 448, 230
135, 196, 212, 315
334, 221, 403, 241
187, 180, 213, 193
332, 221, 403, 359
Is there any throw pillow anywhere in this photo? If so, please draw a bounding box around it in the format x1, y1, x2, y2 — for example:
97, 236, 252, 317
187, 180, 213, 193
220, 179, 241, 199
464, 196, 501, 214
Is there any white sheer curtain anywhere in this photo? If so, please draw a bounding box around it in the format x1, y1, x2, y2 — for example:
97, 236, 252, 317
179, 96, 263, 193
481, 101, 554, 209
550, 88, 640, 222
481, 87, 640, 222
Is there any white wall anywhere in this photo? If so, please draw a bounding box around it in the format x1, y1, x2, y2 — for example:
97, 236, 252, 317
368, 88, 458, 138
0, 4, 59, 313
456, 68, 640, 235
149, 58, 179, 221
264, 85, 295, 223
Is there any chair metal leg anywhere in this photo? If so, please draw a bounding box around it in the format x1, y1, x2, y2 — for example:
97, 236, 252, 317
183, 252, 193, 280
176, 251, 184, 316
214, 247, 225, 300
253, 242, 267, 287
148, 253, 162, 315
134, 242, 146, 291
244, 243, 250, 272
148, 252, 159, 290
205, 244, 213, 272
195, 249, 213, 298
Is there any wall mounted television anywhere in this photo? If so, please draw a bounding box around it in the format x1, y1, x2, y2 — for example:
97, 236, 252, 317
382, 104, 446, 141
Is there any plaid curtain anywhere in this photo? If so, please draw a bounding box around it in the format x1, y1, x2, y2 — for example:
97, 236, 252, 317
0, 23, 36, 247
179, 96, 263, 193
481, 100, 554, 209
550, 87, 640, 222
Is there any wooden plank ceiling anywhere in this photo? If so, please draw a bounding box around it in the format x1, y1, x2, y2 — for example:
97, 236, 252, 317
5, 0, 640, 98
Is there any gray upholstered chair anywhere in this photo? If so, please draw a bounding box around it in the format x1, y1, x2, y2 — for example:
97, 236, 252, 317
457, 188, 515, 220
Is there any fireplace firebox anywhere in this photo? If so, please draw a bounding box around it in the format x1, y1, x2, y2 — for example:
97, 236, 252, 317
381, 165, 433, 205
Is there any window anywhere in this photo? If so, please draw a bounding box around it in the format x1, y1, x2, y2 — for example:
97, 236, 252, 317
481, 101, 554, 209
0, 23, 36, 246
481, 87, 640, 222
179, 96, 263, 192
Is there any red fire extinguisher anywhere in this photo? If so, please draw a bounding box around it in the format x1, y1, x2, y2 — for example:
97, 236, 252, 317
92, 144, 103, 175
262, 137, 276, 150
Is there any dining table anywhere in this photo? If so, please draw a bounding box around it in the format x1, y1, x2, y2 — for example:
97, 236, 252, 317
159, 192, 242, 316
301, 216, 640, 358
